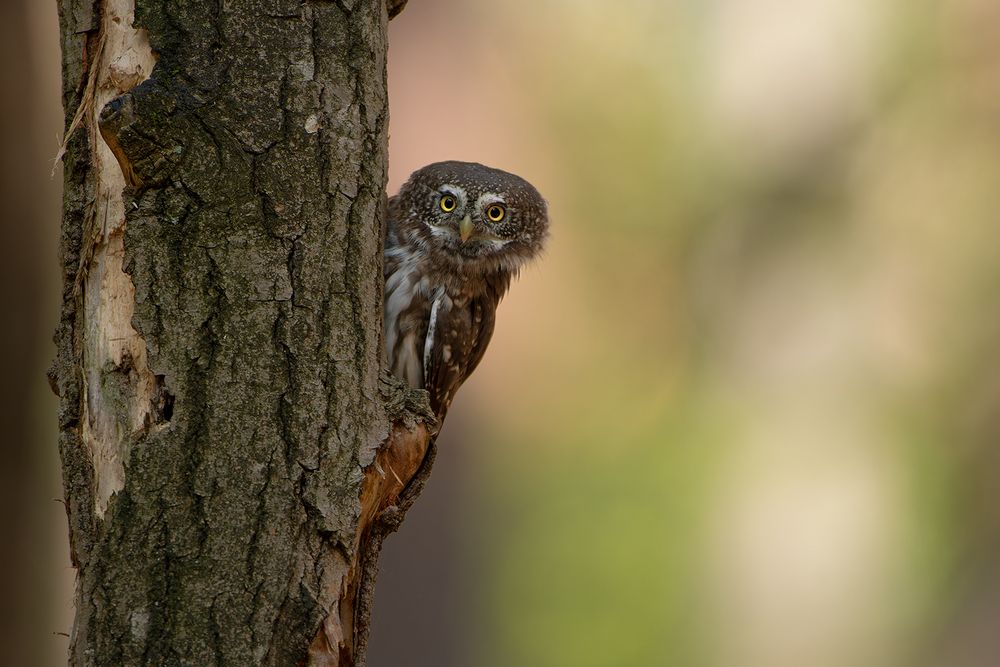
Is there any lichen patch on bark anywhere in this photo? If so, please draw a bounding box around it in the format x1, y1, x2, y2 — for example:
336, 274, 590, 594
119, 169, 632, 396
77, 0, 157, 517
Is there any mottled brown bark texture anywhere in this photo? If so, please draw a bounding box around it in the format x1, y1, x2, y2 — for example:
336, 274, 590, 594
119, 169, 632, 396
54, 0, 427, 664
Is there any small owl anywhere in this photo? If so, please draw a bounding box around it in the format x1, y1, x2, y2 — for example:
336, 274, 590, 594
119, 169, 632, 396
384, 161, 549, 423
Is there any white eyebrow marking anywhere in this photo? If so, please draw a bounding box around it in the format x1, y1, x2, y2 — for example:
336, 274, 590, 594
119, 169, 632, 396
476, 192, 505, 210
439, 185, 467, 206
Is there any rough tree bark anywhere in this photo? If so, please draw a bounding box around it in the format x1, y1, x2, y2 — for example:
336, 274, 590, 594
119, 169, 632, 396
52, 0, 432, 664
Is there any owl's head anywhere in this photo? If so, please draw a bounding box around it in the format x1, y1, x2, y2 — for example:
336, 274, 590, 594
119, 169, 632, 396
394, 161, 549, 275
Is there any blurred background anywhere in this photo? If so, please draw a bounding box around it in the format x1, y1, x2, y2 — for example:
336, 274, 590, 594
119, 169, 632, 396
7, 0, 1000, 664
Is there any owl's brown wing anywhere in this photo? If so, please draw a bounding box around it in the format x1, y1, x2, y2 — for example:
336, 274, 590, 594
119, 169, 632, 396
423, 291, 498, 423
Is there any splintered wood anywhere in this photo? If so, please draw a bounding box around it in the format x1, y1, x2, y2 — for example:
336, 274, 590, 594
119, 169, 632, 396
75, 0, 157, 517
307, 421, 431, 666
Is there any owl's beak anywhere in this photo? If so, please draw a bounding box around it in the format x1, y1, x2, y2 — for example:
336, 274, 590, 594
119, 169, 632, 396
459, 214, 474, 243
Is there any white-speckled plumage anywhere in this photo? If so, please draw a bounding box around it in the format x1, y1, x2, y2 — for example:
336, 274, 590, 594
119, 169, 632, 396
383, 161, 548, 422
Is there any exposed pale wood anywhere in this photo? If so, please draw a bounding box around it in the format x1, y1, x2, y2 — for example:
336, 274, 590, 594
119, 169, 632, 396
308, 420, 431, 665
74, 0, 157, 518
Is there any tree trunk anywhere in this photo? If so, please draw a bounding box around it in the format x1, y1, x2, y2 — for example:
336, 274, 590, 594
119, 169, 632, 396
52, 0, 430, 664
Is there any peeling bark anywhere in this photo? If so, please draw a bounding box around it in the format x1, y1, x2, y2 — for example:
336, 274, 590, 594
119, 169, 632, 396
54, 0, 428, 664
75, 0, 158, 518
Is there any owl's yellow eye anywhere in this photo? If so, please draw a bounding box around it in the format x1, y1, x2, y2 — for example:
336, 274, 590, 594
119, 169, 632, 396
440, 195, 457, 212
486, 204, 506, 222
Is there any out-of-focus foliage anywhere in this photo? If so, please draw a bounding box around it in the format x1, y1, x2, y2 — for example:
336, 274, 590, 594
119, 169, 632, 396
402, 1, 1000, 665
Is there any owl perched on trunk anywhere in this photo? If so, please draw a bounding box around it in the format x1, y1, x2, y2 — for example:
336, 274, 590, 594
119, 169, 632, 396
384, 161, 549, 423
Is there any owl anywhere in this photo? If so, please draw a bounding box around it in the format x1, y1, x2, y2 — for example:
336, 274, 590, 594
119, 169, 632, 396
384, 161, 549, 423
